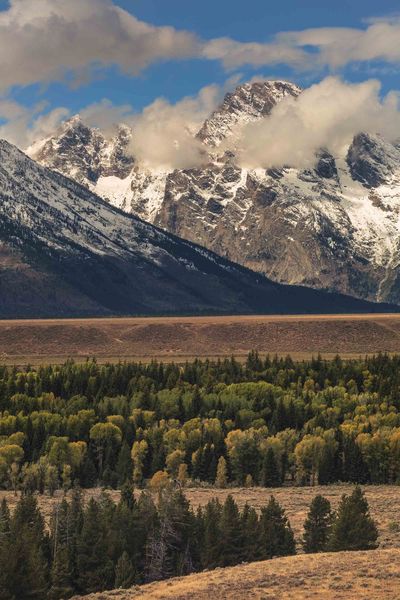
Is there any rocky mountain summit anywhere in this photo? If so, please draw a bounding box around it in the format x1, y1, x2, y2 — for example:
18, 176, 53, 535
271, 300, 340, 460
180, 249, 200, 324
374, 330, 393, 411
30, 81, 400, 305
31, 116, 134, 184
197, 80, 301, 146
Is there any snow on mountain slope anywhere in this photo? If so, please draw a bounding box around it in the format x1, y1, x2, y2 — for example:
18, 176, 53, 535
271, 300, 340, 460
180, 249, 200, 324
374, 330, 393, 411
4, 139, 384, 318
30, 81, 400, 305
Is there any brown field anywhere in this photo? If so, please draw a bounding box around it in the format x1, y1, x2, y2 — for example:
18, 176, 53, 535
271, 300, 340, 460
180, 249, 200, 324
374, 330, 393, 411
2, 313, 400, 364
2, 485, 400, 549
70, 549, 400, 599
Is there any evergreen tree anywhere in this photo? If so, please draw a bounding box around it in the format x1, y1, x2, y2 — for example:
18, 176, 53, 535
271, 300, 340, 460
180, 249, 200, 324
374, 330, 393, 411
201, 498, 222, 569
260, 448, 281, 487
116, 441, 133, 486
302, 495, 333, 553
241, 504, 262, 562
0, 498, 10, 536
343, 438, 370, 483
219, 495, 243, 566
48, 499, 75, 599
76, 498, 114, 593
0, 499, 11, 600
328, 487, 378, 551
260, 496, 296, 559
63, 487, 83, 588
6, 495, 49, 600
48, 545, 74, 600
120, 481, 136, 510
146, 489, 195, 581
115, 551, 136, 589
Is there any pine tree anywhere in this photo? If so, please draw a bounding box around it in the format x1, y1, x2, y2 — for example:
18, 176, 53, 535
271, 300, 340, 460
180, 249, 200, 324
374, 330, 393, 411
120, 481, 136, 510
115, 551, 136, 589
260, 496, 296, 559
0, 499, 11, 600
146, 489, 195, 581
76, 498, 114, 593
241, 504, 262, 562
260, 448, 281, 487
66, 487, 84, 585
48, 499, 75, 599
302, 495, 333, 553
201, 498, 222, 569
0, 498, 10, 536
328, 487, 378, 551
6, 495, 49, 600
219, 495, 243, 566
116, 441, 133, 486
343, 438, 370, 483
48, 545, 74, 600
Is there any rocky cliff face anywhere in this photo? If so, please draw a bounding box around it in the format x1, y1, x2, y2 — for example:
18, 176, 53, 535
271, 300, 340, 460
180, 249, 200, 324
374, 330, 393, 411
30, 81, 400, 305
197, 80, 301, 146
32, 116, 134, 184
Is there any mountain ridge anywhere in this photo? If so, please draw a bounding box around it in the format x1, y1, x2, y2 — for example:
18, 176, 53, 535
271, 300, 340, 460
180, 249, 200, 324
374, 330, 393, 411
2, 138, 390, 318
29, 80, 400, 305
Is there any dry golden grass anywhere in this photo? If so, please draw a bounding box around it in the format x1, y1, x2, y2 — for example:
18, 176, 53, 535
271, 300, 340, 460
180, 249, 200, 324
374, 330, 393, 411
2, 313, 400, 364
2, 484, 400, 549
71, 549, 400, 599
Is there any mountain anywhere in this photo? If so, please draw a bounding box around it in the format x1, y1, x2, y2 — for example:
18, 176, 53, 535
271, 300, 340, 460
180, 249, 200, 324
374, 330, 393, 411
2, 139, 389, 318
30, 81, 400, 305
196, 80, 301, 146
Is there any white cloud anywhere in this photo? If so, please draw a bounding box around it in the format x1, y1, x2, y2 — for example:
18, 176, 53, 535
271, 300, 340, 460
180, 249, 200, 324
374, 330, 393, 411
231, 77, 400, 169
0, 0, 199, 91
202, 37, 309, 70
4, 76, 400, 176
0, 1, 400, 95
79, 99, 134, 136
203, 19, 400, 72
129, 84, 224, 169
0, 101, 69, 149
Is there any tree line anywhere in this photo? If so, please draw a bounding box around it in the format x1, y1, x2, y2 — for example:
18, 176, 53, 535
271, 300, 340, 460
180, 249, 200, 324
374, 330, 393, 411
0, 485, 378, 599
1, 353, 400, 491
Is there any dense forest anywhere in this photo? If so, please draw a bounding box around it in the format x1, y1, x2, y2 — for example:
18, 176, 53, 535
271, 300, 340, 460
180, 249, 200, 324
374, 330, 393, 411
1, 353, 400, 491
0, 486, 378, 598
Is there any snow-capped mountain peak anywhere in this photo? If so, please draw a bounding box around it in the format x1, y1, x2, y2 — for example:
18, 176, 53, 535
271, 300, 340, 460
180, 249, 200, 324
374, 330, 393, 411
30, 80, 400, 305
197, 80, 301, 147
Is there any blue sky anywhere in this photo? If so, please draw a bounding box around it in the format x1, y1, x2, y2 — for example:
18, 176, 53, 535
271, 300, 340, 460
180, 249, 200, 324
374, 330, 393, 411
0, 0, 400, 148
12, 0, 400, 111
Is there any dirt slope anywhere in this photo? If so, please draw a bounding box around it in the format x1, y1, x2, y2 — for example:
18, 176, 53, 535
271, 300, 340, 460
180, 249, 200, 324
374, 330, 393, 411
71, 549, 400, 599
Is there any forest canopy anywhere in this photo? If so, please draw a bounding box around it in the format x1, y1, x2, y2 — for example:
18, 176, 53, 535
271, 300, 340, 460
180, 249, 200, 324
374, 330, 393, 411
0, 353, 400, 491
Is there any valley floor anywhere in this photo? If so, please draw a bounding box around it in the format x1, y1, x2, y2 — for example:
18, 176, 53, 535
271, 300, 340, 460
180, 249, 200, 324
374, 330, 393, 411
2, 313, 400, 364
70, 549, 400, 599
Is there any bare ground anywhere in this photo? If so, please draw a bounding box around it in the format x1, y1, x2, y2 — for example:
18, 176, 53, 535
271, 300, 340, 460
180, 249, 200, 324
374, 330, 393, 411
2, 313, 400, 364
